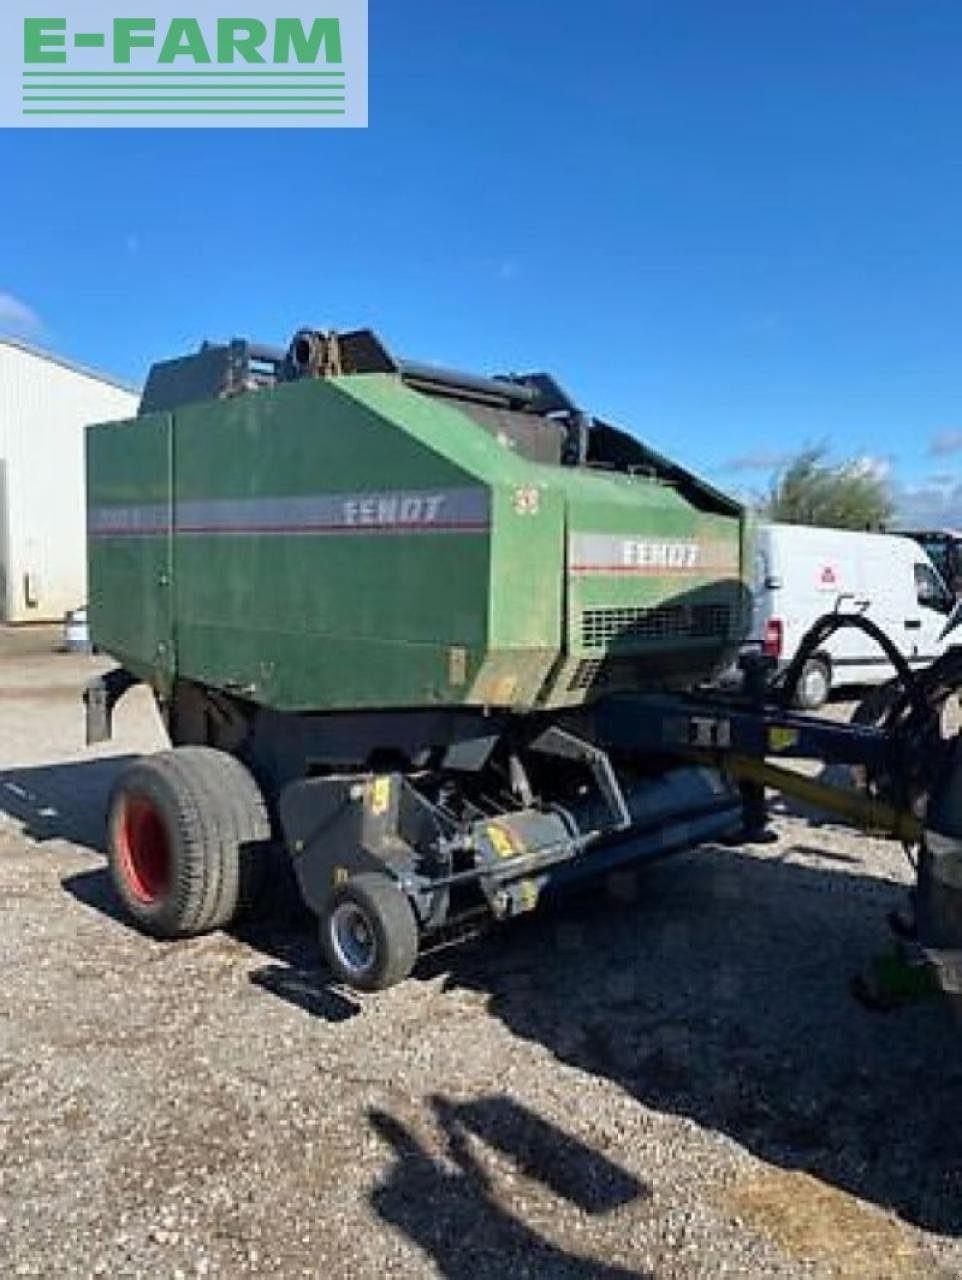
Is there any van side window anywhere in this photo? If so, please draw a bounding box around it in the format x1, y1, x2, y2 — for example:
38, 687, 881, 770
915, 563, 952, 613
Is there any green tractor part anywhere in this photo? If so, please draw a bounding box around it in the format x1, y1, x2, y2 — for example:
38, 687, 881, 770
85, 328, 962, 999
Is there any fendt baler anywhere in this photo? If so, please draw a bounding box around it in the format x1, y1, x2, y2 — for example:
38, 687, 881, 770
86, 328, 962, 1003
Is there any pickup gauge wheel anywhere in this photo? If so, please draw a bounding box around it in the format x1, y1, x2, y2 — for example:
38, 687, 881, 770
320, 873, 419, 992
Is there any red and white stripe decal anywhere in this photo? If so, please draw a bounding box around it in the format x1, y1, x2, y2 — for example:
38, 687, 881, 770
89, 488, 491, 538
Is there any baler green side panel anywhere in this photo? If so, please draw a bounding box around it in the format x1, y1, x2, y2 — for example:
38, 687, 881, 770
469, 483, 565, 706
87, 415, 173, 688
541, 468, 749, 705
332, 377, 566, 707
169, 378, 495, 710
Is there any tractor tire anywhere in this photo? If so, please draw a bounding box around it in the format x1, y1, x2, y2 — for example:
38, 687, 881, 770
320, 872, 420, 992
793, 657, 832, 711
107, 747, 271, 939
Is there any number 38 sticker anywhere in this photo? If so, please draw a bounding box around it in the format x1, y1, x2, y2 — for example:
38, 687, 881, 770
513, 486, 541, 515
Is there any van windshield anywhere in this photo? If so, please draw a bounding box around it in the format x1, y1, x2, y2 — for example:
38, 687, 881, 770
922, 541, 953, 582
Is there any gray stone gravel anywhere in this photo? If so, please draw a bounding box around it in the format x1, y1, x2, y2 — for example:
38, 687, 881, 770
1, 653, 960, 1278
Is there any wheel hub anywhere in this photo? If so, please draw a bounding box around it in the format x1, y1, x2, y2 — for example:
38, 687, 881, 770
802, 664, 828, 703
118, 795, 171, 903
329, 901, 377, 976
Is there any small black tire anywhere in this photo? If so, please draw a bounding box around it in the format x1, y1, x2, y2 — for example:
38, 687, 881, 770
107, 747, 271, 939
320, 873, 419, 992
793, 657, 831, 711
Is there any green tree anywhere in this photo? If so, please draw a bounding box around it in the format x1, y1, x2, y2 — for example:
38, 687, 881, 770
765, 446, 895, 530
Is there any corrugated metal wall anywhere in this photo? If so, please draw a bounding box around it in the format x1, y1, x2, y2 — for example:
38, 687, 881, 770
0, 342, 139, 623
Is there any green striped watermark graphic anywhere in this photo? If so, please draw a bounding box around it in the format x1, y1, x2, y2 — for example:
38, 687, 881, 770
21, 70, 348, 115
3, 4, 367, 127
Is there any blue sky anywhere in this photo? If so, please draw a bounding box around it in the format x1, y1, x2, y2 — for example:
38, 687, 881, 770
3, 0, 962, 522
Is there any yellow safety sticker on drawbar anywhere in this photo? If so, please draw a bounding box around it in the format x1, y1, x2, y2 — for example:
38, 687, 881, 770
486, 823, 518, 859
369, 776, 392, 816
768, 727, 799, 753
519, 880, 540, 912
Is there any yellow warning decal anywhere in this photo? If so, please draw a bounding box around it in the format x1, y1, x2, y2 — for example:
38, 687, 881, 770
486, 823, 519, 859
519, 880, 540, 912
768, 727, 799, 753
369, 776, 392, 816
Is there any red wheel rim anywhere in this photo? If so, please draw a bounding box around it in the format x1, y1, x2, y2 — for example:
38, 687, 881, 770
117, 795, 171, 903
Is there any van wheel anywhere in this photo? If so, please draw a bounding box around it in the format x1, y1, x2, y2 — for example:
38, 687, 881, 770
794, 658, 831, 710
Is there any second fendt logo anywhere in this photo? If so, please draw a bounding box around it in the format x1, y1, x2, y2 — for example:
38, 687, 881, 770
6, 4, 367, 127
24, 17, 342, 66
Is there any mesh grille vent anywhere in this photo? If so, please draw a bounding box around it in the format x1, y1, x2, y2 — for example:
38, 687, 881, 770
580, 603, 732, 650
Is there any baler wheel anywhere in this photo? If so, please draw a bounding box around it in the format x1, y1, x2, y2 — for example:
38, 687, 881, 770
107, 748, 271, 938
320, 873, 419, 992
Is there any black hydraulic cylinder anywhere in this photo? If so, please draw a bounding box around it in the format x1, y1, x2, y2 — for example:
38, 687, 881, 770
398, 359, 539, 406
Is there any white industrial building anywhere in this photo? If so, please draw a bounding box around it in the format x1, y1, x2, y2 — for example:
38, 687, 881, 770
0, 338, 139, 624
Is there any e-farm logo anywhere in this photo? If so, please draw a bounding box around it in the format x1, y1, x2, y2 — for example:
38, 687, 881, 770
1, 1, 367, 127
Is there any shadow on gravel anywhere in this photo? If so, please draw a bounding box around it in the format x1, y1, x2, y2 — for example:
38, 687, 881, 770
0, 755, 134, 850
418, 847, 962, 1238
53, 808, 362, 1025
12, 752, 962, 1236
240, 904, 362, 1023
62, 865, 129, 926
232, 835, 962, 1235
368, 1094, 649, 1278
249, 963, 360, 1022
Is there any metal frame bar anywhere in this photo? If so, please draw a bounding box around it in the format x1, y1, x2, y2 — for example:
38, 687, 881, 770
595, 693, 898, 769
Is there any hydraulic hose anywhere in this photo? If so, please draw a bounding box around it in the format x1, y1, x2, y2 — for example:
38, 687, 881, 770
772, 612, 927, 720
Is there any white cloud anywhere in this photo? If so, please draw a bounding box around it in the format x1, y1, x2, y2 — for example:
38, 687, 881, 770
721, 447, 793, 474
897, 479, 962, 529
849, 454, 892, 480
930, 430, 962, 457
0, 291, 42, 336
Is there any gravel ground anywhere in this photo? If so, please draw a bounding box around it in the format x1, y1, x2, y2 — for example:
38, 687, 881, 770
1, 652, 961, 1278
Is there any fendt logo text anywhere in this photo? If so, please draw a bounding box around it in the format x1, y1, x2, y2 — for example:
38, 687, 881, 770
0, 2, 367, 128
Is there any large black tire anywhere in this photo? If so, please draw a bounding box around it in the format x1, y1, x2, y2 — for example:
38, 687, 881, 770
793, 657, 832, 711
107, 747, 271, 938
320, 873, 420, 992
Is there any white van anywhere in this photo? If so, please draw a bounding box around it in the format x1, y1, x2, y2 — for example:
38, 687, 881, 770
747, 523, 955, 708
